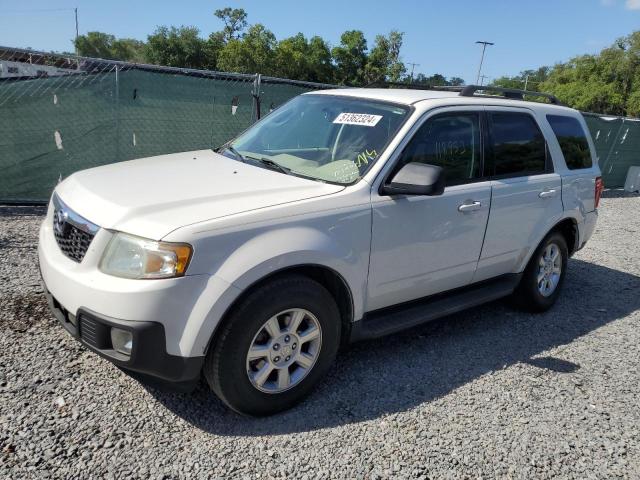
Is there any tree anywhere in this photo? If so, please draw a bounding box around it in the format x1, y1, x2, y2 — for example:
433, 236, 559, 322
307, 36, 335, 83
332, 30, 368, 86
272, 33, 312, 80
364, 31, 406, 84
408, 73, 463, 86
74, 32, 145, 62
271, 34, 336, 83
144, 26, 209, 69
492, 67, 550, 91
216, 24, 277, 74
214, 8, 248, 43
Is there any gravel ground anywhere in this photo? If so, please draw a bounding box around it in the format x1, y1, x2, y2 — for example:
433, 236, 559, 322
1, 193, 639, 479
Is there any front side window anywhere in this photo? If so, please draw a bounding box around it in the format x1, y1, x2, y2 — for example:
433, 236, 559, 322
396, 113, 482, 186
228, 95, 410, 184
489, 112, 547, 177
547, 115, 592, 170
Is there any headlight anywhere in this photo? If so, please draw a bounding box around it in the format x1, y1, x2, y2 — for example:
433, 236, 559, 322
100, 232, 192, 279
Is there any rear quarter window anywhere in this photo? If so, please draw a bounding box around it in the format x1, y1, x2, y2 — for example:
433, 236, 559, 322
547, 115, 592, 170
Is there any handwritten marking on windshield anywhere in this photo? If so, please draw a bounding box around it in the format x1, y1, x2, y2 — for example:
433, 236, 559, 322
356, 149, 378, 168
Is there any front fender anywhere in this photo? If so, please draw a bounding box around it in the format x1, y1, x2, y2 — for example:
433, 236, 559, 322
177, 210, 371, 357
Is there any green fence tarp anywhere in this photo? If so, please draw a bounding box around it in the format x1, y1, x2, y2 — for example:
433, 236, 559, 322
583, 113, 640, 188
0, 65, 326, 202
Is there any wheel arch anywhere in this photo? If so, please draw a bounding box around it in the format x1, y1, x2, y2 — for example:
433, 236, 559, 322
204, 264, 355, 356
519, 216, 579, 272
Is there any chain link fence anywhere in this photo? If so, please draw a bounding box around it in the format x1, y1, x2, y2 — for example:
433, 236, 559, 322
0, 46, 335, 203
1, 46, 639, 203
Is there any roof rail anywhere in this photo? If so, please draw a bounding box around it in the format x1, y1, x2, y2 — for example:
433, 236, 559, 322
457, 85, 563, 105
366, 81, 563, 105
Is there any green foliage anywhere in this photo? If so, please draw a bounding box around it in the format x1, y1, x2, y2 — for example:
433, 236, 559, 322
271, 34, 336, 83
365, 31, 406, 84
332, 30, 368, 86
145, 26, 211, 69
307, 36, 335, 83
74, 32, 145, 62
217, 24, 277, 74
71, 7, 455, 88
408, 73, 463, 87
493, 33, 640, 116
214, 8, 248, 43
492, 67, 549, 92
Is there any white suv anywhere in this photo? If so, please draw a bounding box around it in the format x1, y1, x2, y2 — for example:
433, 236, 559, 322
39, 86, 602, 415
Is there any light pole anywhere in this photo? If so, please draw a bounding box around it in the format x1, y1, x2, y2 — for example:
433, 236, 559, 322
407, 62, 420, 83
74, 8, 79, 55
475, 41, 494, 85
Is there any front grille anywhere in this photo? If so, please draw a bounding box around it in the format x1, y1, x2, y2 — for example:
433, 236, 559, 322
53, 223, 95, 262
51, 194, 99, 263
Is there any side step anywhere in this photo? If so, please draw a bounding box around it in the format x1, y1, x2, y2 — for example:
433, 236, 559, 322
350, 274, 522, 342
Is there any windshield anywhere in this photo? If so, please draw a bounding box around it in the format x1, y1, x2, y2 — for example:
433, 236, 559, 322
227, 95, 411, 184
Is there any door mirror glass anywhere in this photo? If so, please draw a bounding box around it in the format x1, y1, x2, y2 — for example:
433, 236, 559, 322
381, 162, 445, 196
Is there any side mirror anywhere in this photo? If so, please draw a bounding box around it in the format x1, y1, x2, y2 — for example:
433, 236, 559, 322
380, 162, 445, 196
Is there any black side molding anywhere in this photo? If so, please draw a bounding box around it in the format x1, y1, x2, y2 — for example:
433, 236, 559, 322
350, 274, 522, 342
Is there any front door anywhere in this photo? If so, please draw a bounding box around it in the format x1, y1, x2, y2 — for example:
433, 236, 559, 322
367, 109, 491, 311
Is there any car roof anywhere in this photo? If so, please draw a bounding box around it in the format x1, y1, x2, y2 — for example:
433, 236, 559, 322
306, 87, 577, 114
307, 88, 457, 105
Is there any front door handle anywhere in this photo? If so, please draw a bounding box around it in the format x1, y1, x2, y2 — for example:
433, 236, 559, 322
458, 201, 482, 213
539, 189, 557, 199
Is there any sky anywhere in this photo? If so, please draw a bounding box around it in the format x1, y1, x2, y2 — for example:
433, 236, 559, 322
1, 0, 639, 84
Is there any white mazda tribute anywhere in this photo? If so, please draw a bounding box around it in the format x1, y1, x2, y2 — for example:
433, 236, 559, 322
39, 86, 602, 415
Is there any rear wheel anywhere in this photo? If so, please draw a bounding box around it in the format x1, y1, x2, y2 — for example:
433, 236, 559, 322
511, 231, 568, 312
203, 275, 341, 416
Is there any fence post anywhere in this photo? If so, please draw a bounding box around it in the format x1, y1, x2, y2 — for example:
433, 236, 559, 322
115, 64, 121, 162
252, 73, 262, 121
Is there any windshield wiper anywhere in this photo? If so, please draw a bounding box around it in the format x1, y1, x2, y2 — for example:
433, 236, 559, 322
219, 146, 292, 176
246, 155, 291, 175
219, 145, 248, 163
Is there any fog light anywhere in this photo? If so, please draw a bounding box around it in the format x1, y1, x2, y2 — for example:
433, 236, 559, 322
110, 328, 133, 356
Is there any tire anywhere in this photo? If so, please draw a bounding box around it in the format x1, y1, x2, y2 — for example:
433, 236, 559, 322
203, 275, 341, 416
511, 231, 568, 312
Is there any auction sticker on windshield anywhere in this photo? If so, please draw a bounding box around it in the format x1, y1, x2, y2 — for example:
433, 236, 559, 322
333, 112, 383, 127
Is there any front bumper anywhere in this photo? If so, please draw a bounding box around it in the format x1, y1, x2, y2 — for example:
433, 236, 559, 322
42, 280, 203, 384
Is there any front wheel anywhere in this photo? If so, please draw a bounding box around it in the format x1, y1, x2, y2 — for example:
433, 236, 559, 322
203, 275, 341, 416
511, 231, 568, 312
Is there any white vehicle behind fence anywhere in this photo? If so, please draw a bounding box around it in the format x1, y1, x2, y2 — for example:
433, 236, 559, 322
39, 85, 602, 415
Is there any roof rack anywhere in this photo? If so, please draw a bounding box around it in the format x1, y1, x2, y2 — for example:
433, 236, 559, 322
366, 81, 564, 106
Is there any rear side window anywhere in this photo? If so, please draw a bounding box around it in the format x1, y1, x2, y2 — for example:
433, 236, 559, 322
547, 115, 592, 170
488, 112, 547, 177
398, 113, 482, 186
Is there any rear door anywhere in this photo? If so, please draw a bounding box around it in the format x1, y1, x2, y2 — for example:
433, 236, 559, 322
546, 113, 598, 215
474, 107, 564, 282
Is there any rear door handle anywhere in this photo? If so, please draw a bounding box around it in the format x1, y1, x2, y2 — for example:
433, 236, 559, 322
458, 201, 482, 213
539, 189, 557, 199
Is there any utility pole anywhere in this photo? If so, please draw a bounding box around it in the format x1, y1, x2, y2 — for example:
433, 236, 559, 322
74, 8, 79, 55
475, 41, 494, 85
407, 62, 420, 83
524, 74, 529, 90
479, 74, 489, 86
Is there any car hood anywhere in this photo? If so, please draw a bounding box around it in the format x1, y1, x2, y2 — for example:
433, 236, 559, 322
55, 150, 344, 240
